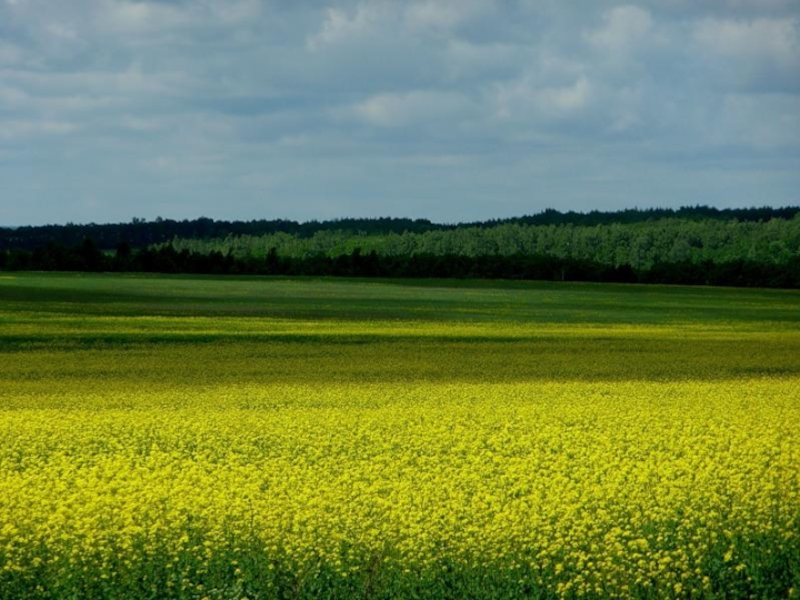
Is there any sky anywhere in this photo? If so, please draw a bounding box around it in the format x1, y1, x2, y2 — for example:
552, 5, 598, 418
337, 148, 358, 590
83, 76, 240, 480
1, 0, 799, 226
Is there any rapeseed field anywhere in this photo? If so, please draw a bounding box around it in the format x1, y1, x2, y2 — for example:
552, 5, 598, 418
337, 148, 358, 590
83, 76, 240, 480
1, 274, 799, 599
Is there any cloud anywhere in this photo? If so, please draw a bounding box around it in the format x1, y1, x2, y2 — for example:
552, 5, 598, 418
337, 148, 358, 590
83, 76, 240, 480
96, 0, 261, 34
1, 1, 798, 226
443, 40, 524, 82
306, 4, 393, 50
307, 0, 497, 51
541, 77, 591, 114
705, 92, 800, 150
586, 5, 654, 56
693, 16, 800, 91
0, 41, 23, 65
0, 119, 79, 141
583, 4, 674, 80
0, 83, 28, 108
403, 0, 497, 32
349, 90, 474, 128
694, 17, 798, 64
540, 77, 592, 112
2, 63, 194, 109
493, 69, 594, 123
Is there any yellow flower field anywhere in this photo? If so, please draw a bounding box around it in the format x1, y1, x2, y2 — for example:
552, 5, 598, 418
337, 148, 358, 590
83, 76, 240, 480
0, 274, 798, 598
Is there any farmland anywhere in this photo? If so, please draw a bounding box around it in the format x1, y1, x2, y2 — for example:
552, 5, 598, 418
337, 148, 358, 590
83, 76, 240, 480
1, 273, 799, 599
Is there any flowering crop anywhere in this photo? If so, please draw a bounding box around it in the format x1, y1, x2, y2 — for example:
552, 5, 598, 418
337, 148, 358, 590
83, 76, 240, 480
0, 274, 799, 599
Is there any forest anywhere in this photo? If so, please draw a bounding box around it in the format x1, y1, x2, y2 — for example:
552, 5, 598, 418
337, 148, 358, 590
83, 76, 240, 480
2, 206, 799, 288
3, 205, 798, 251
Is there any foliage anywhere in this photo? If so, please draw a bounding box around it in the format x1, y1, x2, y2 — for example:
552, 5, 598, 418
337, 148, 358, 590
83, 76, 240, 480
164, 216, 800, 271
3, 209, 800, 288
2, 206, 798, 252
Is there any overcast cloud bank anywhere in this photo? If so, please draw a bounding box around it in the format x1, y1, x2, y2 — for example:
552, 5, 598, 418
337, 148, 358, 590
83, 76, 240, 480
1, 0, 798, 225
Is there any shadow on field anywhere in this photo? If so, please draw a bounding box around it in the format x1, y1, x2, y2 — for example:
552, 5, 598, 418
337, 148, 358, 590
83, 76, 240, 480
2, 335, 798, 386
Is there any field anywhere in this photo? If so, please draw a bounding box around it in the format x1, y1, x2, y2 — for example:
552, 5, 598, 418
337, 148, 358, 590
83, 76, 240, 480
1, 273, 799, 599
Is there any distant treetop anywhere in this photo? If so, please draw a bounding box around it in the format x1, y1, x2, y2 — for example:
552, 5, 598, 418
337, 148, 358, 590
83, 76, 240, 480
1, 205, 798, 251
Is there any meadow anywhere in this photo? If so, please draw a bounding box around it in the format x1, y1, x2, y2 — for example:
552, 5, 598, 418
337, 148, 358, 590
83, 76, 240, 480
1, 273, 799, 599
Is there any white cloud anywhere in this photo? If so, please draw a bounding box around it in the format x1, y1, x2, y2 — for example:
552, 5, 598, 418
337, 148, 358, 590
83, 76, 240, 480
706, 92, 800, 150
0, 84, 28, 108
210, 0, 261, 25
1, 1, 798, 225
539, 77, 591, 112
694, 16, 798, 65
0, 119, 79, 140
404, 2, 460, 30
495, 75, 592, 119
350, 90, 473, 128
119, 115, 164, 132
0, 42, 23, 65
6, 62, 197, 99
306, 4, 393, 50
391, 153, 471, 167
45, 22, 79, 40
96, 0, 261, 35
403, 0, 496, 32
585, 5, 655, 60
692, 16, 800, 91
307, 0, 497, 50
98, 0, 159, 31
444, 40, 523, 81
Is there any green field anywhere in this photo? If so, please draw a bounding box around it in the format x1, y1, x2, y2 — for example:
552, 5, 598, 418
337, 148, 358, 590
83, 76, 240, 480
3, 273, 799, 385
1, 273, 799, 598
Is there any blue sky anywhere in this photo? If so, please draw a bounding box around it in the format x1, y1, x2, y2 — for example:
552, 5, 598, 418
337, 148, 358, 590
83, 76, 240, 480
1, 0, 798, 226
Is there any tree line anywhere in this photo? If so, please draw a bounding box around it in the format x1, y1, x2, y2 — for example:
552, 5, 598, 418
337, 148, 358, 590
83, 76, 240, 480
2, 207, 799, 288
166, 216, 800, 271
2, 206, 798, 251
2, 237, 799, 288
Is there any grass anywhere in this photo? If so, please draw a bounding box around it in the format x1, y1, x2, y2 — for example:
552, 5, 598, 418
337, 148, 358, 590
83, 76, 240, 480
1, 272, 799, 323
